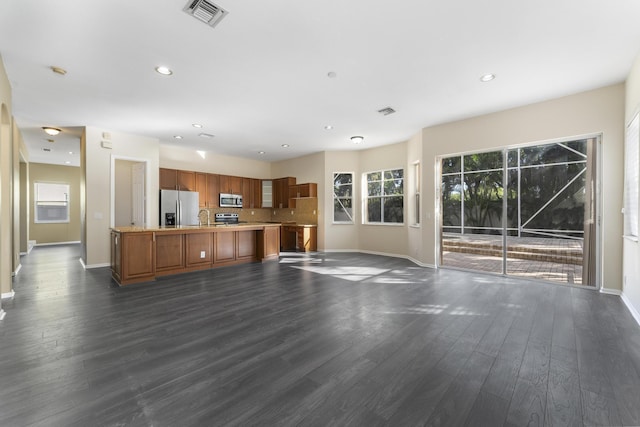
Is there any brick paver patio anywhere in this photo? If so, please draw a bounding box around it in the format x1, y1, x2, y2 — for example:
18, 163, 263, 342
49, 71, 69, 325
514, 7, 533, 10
442, 234, 586, 285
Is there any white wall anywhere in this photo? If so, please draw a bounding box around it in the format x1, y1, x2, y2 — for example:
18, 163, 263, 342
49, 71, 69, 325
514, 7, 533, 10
422, 83, 625, 291
623, 53, 640, 322
114, 160, 135, 227
159, 144, 271, 179
84, 127, 159, 267
272, 152, 325, 248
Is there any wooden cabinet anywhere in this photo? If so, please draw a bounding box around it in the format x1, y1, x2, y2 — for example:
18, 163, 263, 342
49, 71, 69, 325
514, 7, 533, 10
288, 182, 317, 208
257, 226, 280, 261
155, 233, 185, 274
195, 173, 207, 207
206, 173, 220, 208
281, 225, 317, 252
236, 230, 257, 260
160, 168, 196, 191
219, 175, 242, 194
159, 168, 178, 190
111, 231, 155, 284
178, 170, 195, 191
214, 231, 236, 263
273, 177, 296, 208
241, 178, 262, 209
185, 232, 212, 268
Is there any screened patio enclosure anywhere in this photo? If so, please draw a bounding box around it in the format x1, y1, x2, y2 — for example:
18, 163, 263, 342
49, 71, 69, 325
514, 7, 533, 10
439, 138, 598, 287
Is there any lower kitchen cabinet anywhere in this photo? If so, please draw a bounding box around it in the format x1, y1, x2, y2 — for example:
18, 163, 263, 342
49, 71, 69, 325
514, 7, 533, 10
155, 233, 185, 274
111, 225, 281, 285
281, 225, 317, 252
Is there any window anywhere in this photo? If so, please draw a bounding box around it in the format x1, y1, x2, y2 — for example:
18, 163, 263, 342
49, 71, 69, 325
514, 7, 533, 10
333, 172, 353, 223
624, 113, 639, 238
34, 182, 70, 223
365, 168, 404, 224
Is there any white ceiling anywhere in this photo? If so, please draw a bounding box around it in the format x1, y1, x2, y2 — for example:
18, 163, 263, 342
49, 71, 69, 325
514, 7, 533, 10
2, 0, 640, 167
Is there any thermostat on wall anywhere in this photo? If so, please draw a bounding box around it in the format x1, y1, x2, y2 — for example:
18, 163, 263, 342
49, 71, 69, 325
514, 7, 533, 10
101, 140, 113, 149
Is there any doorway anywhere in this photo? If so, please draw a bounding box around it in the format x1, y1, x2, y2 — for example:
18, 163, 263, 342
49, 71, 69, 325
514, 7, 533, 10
438, 137, 600, 287
111, 157, 148, 228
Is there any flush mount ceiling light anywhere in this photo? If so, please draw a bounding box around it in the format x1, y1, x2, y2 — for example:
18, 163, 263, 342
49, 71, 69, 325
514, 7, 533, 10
258, 151, 265, 155
155, 66, 173, 76
50, 66, 67, 76
42, 127, 61, 136
324, 125, 333, 130
480, 73, 496, 82
281, 144, 290, 148
174, 135, 183, 140
192, 123, 203, 128
351, 136, 364, 144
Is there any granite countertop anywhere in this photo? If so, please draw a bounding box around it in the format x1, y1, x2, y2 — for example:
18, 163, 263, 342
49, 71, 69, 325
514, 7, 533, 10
111, 222, 282, 233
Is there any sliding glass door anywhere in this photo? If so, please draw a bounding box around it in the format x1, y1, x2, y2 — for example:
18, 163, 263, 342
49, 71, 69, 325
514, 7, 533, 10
439, 138, 598, 287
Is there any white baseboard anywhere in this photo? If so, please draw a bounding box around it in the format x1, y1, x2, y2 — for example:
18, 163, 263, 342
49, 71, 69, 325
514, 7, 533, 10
35, 240, 81, 246
81, 259, 110, 269
0, 310, 5, 320
1, 290, 15, 299
11, 264, 21, 277
600, 287, 622, 296
621, 292, 640, 327
324, 249, 436, 269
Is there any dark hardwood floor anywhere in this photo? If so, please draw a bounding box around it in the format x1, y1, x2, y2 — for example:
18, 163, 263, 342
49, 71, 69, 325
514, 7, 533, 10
2, 244, 640, 426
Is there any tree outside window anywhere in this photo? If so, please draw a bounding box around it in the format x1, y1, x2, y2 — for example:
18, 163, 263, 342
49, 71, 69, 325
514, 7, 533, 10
366, 169, 403, 223
333, 172, 353, 223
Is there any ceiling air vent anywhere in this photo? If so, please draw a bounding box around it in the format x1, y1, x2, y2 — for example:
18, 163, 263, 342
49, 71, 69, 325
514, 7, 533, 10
377, 107, 396, 116
183, 0, 228, 28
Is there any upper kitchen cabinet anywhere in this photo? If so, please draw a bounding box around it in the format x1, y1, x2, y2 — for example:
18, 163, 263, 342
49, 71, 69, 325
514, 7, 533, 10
219, 175, 242, 194
288, 182, 317, 208
159, 168, 177, 190
177, 170, 195, 191
206, 174, 220, 208
273, 177, 296, 208
242, 178, 262, 209
159, 168, 196, 191
195, 172, 207, 207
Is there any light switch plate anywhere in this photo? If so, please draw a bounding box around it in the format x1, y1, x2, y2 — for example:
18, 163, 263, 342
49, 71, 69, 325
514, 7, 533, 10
200, 251, 205, 258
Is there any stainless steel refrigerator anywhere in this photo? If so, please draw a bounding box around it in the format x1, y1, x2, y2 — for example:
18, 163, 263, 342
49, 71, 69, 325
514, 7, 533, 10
159, 189, 200, 226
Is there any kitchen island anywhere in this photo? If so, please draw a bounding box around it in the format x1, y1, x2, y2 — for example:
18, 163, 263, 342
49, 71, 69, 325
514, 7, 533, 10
110, 223, 281, 285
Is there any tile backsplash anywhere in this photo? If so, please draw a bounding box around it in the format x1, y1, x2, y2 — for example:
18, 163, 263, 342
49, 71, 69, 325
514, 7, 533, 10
198, 197, 318, 225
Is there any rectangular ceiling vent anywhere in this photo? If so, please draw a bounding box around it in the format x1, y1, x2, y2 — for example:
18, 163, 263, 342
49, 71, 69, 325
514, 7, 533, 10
183, 0, 228, 28
377, 107, 396, 116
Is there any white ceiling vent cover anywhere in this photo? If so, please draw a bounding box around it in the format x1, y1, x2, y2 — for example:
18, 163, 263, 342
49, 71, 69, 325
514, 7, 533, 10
183, 0, 228, 28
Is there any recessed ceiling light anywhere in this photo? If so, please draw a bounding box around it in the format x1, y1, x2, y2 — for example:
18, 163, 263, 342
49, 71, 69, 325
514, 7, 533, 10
68, 151, 73, 155
155, 66, 173, 76
480, 73, 496, 82
42, 127, 61, 136
324, 125, 333, 130
281, 144, 290, 148
351, 136, 364, 144
65, 161, 71, 164
192, 123, 203, 128
258, 151, 265, 155
174, 135, 183, 140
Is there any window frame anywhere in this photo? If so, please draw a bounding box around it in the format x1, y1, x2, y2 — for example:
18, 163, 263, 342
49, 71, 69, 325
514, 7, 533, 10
363, 167, 404, 225
34, 181, 70, 224
333, 172, 354, 224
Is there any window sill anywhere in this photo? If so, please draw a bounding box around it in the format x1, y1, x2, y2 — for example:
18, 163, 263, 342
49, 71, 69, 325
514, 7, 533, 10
363, 222, 405, 227
623, 235, 639, 242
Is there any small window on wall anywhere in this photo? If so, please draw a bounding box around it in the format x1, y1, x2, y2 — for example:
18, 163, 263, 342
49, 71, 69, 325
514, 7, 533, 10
34, 182, 70, 223
333, 172, 353, 223
365, 168, 404, 224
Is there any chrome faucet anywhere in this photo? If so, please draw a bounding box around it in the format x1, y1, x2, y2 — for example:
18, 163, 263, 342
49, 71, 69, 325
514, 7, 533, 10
198, 209, 211, 226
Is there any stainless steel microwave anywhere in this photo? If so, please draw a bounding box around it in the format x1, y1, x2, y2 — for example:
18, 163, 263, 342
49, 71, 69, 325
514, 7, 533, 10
220, 193, 243, 208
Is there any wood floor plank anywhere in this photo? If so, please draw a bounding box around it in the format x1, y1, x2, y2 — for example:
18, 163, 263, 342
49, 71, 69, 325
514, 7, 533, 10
2, 245, 640, 426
